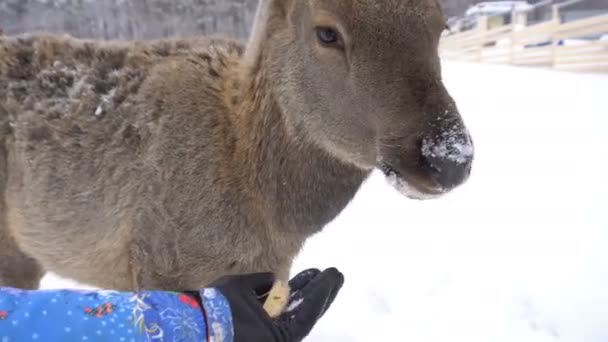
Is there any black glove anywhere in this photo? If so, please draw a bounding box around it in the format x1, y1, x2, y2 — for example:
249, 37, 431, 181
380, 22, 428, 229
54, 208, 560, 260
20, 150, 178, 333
208, 267, 345, 342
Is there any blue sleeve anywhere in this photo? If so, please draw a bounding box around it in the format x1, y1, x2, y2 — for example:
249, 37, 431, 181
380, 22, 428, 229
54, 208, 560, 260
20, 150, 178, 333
0, 286, 234, 342
199, 288, 235, 342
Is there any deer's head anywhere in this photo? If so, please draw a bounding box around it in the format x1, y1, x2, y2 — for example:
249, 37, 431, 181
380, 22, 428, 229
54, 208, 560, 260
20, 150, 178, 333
247, 0, 474, 199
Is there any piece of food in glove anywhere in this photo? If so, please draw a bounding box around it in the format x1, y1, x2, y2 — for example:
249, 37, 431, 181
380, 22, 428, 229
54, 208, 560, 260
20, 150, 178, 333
263, 281, 291, 318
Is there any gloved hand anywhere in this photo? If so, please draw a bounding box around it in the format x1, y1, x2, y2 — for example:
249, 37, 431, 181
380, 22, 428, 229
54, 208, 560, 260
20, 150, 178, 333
209, 267, 345, 342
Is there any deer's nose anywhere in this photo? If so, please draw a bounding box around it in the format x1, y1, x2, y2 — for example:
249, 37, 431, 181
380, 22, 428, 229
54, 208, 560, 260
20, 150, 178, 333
420, 133, 474, 191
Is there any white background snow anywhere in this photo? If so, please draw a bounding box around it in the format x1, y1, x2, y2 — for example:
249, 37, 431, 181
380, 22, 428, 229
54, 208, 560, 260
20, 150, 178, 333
41, 61, 608, 342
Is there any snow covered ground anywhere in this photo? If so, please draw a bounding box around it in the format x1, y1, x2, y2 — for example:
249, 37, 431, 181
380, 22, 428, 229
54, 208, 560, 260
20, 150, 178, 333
41, 62, 608, 342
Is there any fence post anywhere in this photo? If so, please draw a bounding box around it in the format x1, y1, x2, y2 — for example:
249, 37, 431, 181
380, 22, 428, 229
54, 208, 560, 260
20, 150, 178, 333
476, 15, 488, 62
510, 9, 528, 64
551, 5, 561, 69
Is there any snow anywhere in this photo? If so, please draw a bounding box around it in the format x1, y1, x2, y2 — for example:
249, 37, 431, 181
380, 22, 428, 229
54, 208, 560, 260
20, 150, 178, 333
286, 298, 304, 312
385, 172, 443, 200
421, 127, 474, 165
40, 61, 608, 341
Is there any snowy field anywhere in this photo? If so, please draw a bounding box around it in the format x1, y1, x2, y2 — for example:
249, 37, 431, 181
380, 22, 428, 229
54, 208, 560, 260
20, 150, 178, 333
41, 62, 608, 342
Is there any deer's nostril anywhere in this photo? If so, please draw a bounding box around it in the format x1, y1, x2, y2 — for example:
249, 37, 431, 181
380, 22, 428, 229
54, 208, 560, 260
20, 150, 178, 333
420, 135, 474, 190
422, 153, 473, 190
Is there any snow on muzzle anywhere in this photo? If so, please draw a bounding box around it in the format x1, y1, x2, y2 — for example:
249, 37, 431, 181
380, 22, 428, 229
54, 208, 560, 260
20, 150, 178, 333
420, 125, 474, 191
378, 123, 474, 200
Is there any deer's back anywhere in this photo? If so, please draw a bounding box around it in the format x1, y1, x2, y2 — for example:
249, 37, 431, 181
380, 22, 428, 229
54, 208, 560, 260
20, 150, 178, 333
0, 33, 251, 288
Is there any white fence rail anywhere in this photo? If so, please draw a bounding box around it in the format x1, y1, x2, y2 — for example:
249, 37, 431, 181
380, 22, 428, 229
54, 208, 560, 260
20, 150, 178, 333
440, 1, 608, 73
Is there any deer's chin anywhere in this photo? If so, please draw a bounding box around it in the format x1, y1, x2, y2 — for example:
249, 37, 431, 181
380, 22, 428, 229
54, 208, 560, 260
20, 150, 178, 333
379, 164, 444, 200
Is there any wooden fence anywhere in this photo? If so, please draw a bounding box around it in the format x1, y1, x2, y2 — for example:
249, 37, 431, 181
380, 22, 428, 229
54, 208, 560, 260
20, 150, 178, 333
439, 1, 608, 73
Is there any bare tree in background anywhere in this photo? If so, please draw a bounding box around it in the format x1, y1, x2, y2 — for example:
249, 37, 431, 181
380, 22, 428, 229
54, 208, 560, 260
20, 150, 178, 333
1, 0, 604, 40
0, 0, 258, 39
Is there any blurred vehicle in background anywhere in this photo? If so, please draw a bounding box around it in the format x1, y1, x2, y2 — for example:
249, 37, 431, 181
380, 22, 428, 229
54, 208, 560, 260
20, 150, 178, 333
465, 1, 533, 17
446, 1, 533, 33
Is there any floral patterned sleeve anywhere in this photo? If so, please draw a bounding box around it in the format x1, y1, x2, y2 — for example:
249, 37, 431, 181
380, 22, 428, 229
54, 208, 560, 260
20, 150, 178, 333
0, 286, 234, 342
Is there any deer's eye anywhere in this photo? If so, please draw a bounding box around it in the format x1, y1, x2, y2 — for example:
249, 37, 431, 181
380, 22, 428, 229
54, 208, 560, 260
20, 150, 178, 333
316, 27, 339, 45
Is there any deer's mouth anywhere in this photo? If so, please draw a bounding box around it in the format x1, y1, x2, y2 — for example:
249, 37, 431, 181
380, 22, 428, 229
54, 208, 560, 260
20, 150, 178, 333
379, 163, 445, 200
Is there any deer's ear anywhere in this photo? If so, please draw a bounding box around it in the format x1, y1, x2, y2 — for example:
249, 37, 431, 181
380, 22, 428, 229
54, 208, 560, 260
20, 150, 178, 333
244, 0, 292, 68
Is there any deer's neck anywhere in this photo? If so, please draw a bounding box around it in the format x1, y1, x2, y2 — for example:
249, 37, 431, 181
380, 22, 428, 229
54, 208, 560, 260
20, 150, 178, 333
231, 63, 369, 236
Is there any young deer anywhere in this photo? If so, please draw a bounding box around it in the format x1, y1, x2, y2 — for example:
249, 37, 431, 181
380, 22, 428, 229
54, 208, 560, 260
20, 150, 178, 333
0, 0, 474, 291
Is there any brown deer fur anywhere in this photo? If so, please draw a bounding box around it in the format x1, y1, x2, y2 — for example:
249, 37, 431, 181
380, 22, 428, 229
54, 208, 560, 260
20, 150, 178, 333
0, 0, 473, 291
